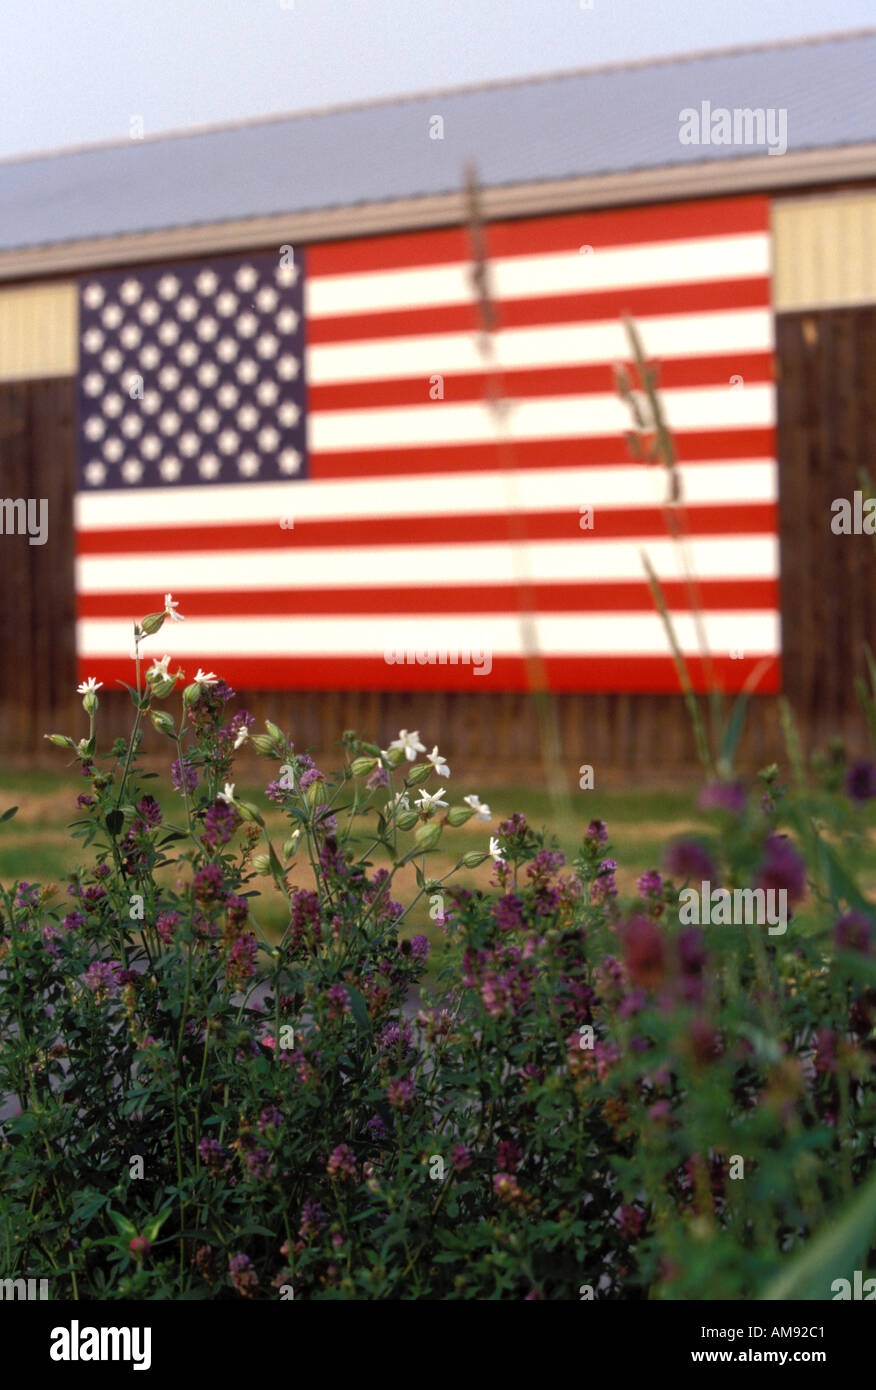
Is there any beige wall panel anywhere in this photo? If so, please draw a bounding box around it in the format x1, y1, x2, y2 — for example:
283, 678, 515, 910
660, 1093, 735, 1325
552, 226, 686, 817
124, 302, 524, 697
0, 282, 78, 381
773, 192, 876, 312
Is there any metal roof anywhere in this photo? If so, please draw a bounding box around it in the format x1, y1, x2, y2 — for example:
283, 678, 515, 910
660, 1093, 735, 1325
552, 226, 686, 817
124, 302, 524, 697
2, 29, 875, 255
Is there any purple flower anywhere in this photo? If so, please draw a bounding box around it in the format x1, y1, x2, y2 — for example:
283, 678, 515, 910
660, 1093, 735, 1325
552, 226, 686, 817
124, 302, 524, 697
591, 858, 618, 903
585, 819, 608, 846
663, 838, 716, 882
636, 869, 663, 897
136, 795, 162, 827
698, 782, 747, 815
366, 765, 389, 790
193, 863, 224, 904
171, 758, 199, 794
14, 883, 40, 909
198, 1137, 224, 1167
229, 1252, 258, 1297
203, 797, 240, 848
845, 761, 876, 803
834, 911, 872, 955
493, 894, 526, 932
327, 1143, 356, 1179
81, 960, 118, 998
622, 916, 665, 991
156, 910, 180, 944
757, 833, 807, 905
365, 1113, 388, 1140
409, 935, 429, 964
326, 983, 351, 1019
450, 1143, 472, 1172
386, 1074, 415, 1108
76, 794, 95, 809
62, 911, 86, 932
299, 1198, 325, 1238
258, 1105, 283, 1134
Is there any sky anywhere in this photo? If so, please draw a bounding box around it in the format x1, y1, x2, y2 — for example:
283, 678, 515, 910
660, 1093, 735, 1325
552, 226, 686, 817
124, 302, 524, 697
0, 0, 873, 161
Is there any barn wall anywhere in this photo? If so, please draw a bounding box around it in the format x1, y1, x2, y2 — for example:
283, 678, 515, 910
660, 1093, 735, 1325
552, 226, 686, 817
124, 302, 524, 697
0, 282, 78, 382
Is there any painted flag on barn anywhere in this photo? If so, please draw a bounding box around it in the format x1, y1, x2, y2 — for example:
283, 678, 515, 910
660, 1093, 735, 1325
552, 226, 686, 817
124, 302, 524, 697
75, 193, 779, 693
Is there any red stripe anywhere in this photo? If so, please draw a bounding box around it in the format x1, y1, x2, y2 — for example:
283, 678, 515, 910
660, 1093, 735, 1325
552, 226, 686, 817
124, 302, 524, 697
77, 652, 781, 694
307, 278, 771, 344
76, 502, 776, 555
77, 578, 779, 621
310, 352, 773, 411
307, 428, 776, 479
308, 196, 769, 276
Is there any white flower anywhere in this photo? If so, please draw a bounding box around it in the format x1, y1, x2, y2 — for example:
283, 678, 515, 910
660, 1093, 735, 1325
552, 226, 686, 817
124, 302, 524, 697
390, 791, 411, 812
233, 726, 249, 750
427, 746, 450, 778
489, 836, 506, 862
146, 654, 172, 680
164, 593, 184, 623
193, 668, 218, 685
464, 794, 492, 821
218, 783, 236, 804
415, 787, 448, 814
77, 677, 103, 695
390, 729, 426, 761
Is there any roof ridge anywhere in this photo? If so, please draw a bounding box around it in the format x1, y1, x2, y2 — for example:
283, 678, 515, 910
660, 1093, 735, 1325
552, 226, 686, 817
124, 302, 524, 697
1, 25, 874, 170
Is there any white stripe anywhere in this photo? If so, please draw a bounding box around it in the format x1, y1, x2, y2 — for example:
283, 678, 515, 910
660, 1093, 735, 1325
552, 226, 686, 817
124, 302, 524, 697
310, 387, 773, 452
307, 234, 770, 317
307, 309, 773, 383
75, 460, 776, 529
78, 610, 780, 659
76, 535, 779, 594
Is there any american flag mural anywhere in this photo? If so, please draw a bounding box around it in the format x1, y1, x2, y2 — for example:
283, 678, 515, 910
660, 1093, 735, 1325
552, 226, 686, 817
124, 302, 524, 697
75, 193, 779, 693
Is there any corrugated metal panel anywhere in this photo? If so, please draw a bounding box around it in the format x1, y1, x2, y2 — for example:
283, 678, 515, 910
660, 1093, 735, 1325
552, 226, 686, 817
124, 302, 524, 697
0, 283, 77, 381
773, 193, 876, 310
0, 29, 874, 255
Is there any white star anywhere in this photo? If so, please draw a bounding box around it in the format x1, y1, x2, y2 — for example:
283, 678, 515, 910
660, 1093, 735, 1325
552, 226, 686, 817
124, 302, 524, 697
101, 303, 123, 330
177, 339, 199, 367
256, 333, 279, 360
142, 390, 161, 414
179, 431, 199, 458
256, 380, 279, 406
119, 323, 142, 350
277, 401, 300, 427
235, 265, 258, 292
157, 320, 180, 346
141, 434, 161, 460
159, 457, 182, 481
275, 307, 299, 334
197, 361, 220, 388
217, 428, 239, 455
158, 410, 181, 436
235, 311, 258, 338
84, 417, 105, 441
84, 460, 106, 485
255, 286, 278, 312
121, 459, 143, 483
195, 269, 219, 297
277, 354, 300, 381
120, 414, 143, 439
236, 358, 259, 384
102, 438, 123, 462
177, 294, 199, 321
157, 274, 181, 300
103, 393, 124, 418
216, 290, 238, 317
101, 347, 123, 374
257, 425, 279, 451
196, 316, 219, 342
275, 262, 299, 287
216, 336, 238, 362
217, 382, 239, 409
236, 403, 259, 431
83, 371, 105, 397
158, 365, 181, 391
83, 283, 105, 310
178, 385, 200, 412
138, 299, 160, 325
279, 448, 302, 474
120, 278, 143, 305
139, 343, 160, 370
198, 453, 221, 479
82, 327, 104, 353
238, 451, 261, 477
197, 406, 220, 433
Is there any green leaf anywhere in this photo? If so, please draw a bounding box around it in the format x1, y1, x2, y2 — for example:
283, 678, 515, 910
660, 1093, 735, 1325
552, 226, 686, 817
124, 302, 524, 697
106, 1208, 137, 1241
105, 809, 124, 837
761, 1167, 876, 1300
0, 806, 18, 823
345, 985, 373, 1038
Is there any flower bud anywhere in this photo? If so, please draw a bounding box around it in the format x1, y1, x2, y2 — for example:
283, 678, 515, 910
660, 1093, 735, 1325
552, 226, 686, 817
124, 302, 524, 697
139, 611, 166, 636
150, 710, 177, 738
151, 677, 178, 700
282, 832, 301, 860
251, 854, 272, 875
264, 720, 285, 746
129, 1235, 151, 1258
306, 778, 328, 807
406, 763, 432, 786
81, 691, 99, 717
237, 801, 264, 826
383, 746, 405, 768
182, 682, 201, 708
396, 810, 419, 831
351, 756, 379, 776
414, 821, 442, 851
447, 805, 475, 827
44, 734, 75, 748
249, 734, 277, 757
461, 850, 490, 868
